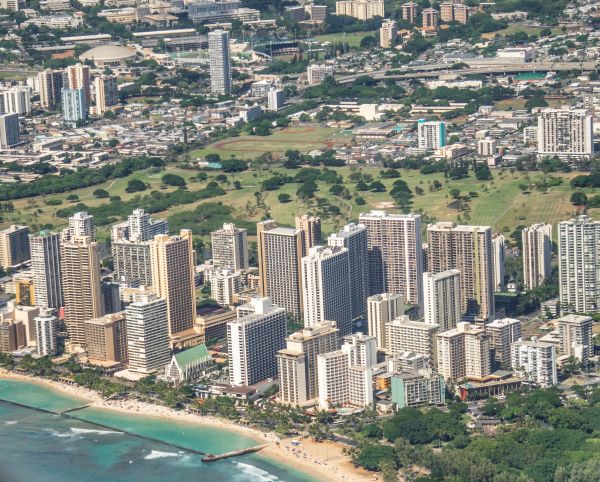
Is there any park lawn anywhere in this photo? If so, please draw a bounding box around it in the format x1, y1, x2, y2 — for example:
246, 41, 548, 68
494, 98, 568, 110
190, 126, 348, 160
481, 24, 562, 40
313, 30, 377, 48
3, 165, 597, 244
5, 165, 197, 238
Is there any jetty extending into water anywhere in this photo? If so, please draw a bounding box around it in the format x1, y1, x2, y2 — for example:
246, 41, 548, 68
202, 444, 270, 462
0, 395, 269, 462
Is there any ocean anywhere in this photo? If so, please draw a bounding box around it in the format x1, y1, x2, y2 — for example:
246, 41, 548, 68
0, 379, 316, 482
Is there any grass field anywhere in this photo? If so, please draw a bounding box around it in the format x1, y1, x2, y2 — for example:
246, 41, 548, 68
482, 24, 562, 40
494, 98, 569, 110
191, 127, 350, 160
4, 164, 598, 244
313, 30, 377, 48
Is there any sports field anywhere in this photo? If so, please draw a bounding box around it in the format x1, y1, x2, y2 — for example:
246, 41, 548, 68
313, 30, 377, 48
191, 127, 349, 160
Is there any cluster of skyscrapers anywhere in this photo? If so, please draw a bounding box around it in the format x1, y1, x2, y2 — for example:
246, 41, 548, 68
2, 202, 598, 408
36, 64, 119, 127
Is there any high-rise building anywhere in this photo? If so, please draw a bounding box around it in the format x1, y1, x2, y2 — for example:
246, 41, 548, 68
422, 8, 438, 29
306, 64, 335, 85
94, 74, 118, 115
380, 19, 397, 48
0, 86, 31, 115
343, 332, 377, 368
317, 335, 376, 409
210, 269, 241, 306
437, 322, 490, 380
61, 87, 87, 127
302, 246, 352, 336
328, 223, 369, 319
267, 87, 285, 111
522, 223, 552, 290
492, 233, 505, 292
511, 337, 557, 387
417, 120, 446, 149
317, 349, 350, 408
557, 314, 593, 365
84, 312, 128, 364
359, 210, 423, 308
0, 0, 20, 12
423, 270, 461, 332
295, 214, 321, 254
477, 137, 497, 157
228, 297, 287, 386
386, 316, 438, 363
391, 369, 445, 409
440, 2, 453, 21
485, 318, 521, 369
210, 223, 248, 271
558, 215, 600, 313
112, 209, 169, 286
367, 292, 403, 350
126, 294, 171, 373
537, 108, 593, 160
66, 63, 91, 108
30, 230, 63, 309
61, 236, 104, 347
335, 0, 384, 20
427, 222, 495, 321
402, 2, 417, 23
149, 230, 196, 337
277, 322, 339, 404
68, 211, 95, 241
257, 221, 304, 316
38, 69, 64, 109
0, 113, 20, 149
35, 312, 60, 356
0, 225, 30, 269
453, 4, 469, 23
208, 29, 232, 96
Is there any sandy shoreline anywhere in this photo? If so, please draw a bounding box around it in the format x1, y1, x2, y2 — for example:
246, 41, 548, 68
0, 370, 375, 482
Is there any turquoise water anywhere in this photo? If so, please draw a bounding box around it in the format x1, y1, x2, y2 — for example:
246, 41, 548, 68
0, 379, 316, 482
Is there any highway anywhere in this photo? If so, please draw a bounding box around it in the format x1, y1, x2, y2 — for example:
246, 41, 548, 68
334, 61, 598, 84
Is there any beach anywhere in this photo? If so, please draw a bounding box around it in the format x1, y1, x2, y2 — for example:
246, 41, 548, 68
0, 370, 375, 482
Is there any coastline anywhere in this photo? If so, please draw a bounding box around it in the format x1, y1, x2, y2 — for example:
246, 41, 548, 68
0, 370, 375, 482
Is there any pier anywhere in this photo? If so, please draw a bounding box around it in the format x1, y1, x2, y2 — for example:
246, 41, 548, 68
58, 403, 93, 415
202, 444, 270, 462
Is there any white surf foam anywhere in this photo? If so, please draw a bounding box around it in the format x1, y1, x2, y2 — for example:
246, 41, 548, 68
4, 420, 18, 425
70, 428, 122, 436
144, 450, 180, 460
233, 461, 279, 481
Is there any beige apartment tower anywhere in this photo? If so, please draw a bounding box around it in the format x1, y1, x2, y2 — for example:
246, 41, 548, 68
84, 312, 128, 364
61, 236, 104, 347
386, 316, 438, 363
210, 223, 249, 271
427, 222, 495, 321
367, 292, 403, 350
402, 2, 417, 23
257, 221, 304, 316
359, 210, 423, 308
94, 75, 118, 115
0, 225, 30, 269
422, 8, 438, 29
150, 230, 196, 336
66, 63, 91, 107
522, 223, 552, 290
335, 0, 384, 20
380, 19, 397, 48
437, 322, 490, 380
423, 269, 461, 332
277, 322, 339, 405
295, 214, 321, 254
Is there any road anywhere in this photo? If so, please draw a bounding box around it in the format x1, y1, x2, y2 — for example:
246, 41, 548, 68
333, 61, 598, 84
